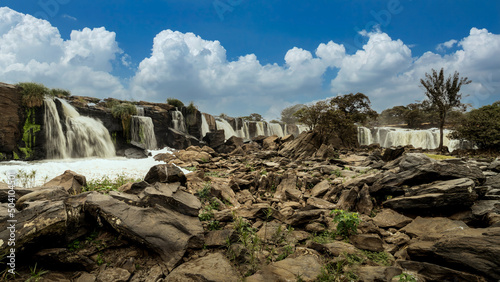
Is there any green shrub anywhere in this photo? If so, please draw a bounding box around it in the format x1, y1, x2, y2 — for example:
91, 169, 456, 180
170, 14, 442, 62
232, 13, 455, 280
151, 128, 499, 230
50, 88, 71, 98
17, 82, 49, 108
394, 272, 417, 282
166, 98, 184, 108
186, 101, 197, 113
331, 209, 360, 238
111, 103, 137, 139
83, 175, 141, 193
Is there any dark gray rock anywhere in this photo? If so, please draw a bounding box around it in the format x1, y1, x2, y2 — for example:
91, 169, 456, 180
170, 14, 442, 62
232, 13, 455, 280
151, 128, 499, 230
383, 178, 477, 214
144, 164, 187, 186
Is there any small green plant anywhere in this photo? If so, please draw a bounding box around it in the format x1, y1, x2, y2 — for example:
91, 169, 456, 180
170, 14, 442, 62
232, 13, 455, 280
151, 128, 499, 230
276, 244, 294, 261
26, 263, 48, 282
83, 175, 141, 193
198, 209, 214, 221
362, 250, 392, 266
166, 98, 184, 108
96, 253, 105, 266
185, 166, 197, 172
311, 231, 335, 244
207, 220, 221, 230
331, 209, 360, 238
332, 169, 342, 178
197, 182, 211, 202
260, 169, 268, 175
68, 239, 82, 252
394, 272, 417, 282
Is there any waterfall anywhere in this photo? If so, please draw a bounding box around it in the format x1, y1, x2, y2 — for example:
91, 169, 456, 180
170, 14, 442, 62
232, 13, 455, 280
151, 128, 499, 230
44, 98, 116, 159
268, 123, 285, 138
135, 105, 145, 116
216, 119, 237, 140
361, 127, 468, 151
358, 127, 373, 145
255, 122, 266, 136
171, 109, 187, 133
44, 97, 69, 159
201, 114, 210, 138
131, 116, 157, 150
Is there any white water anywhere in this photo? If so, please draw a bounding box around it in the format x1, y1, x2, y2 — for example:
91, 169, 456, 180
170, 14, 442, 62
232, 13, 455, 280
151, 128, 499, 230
201, 114, 210, 138
131, 116, 157, 150
268, 123, 285, 138
359, 127, 465, 151
216, 119, 237, 140
135, 105, 145, 116
0, 147, 191, 187
45, 98, 115, 159
171, 109, 187, 133
358, 127, 373, 146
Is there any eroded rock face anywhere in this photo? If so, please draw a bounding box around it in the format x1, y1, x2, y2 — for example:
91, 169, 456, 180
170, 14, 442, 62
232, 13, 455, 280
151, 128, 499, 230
0, 83, 22, 155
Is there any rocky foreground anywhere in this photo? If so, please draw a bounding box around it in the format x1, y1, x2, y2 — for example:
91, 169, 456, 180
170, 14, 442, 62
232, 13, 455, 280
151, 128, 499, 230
1, 132, 500, 281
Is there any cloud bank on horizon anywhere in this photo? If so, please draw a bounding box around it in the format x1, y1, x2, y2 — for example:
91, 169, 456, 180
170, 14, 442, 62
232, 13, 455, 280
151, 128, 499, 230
0, 7, 499, 119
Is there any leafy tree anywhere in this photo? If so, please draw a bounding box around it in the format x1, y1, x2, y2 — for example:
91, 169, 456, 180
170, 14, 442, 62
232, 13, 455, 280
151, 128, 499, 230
420, 68, 471, 150
166, 98, 184, 108
295, 93, 377, 146
281, 104, 305, 124
242, 113, 264, 121
293, 100, 328, 130
450, 101, 500, 151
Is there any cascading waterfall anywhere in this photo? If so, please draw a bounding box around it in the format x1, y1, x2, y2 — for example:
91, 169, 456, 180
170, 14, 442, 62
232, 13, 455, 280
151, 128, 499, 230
268, 123, 285, 138
216, 119, 238, 140
201, 114, 210, 138
171, 109, 187, 133
131, 105, 157, 150
135, 105, 145, 116
131, 116, 157, 150
358, 127, 373, 146
255, 121, 267, 136
359, 127, 466, 151
44, 98, 116, 159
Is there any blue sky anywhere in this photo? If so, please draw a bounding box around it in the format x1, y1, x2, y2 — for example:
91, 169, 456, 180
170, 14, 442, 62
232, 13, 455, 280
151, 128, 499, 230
1, 1, 499, 119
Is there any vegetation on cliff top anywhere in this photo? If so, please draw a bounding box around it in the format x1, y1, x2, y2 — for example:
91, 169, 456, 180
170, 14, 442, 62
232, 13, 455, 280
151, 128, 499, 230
111, 102, 137, 140
17, 82, 71, 108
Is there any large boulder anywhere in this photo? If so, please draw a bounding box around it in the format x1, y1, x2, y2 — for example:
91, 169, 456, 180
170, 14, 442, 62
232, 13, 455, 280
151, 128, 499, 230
166, 128, 200, 150
165, 252, 239, 282
401, 216, 469, 238
246, 254, 322, 282
138, 182, 201, 216
43, 170, 87, 194
383, 178, 477, 214
372, 209, 412, 229
372, 153, 485, 197
406, 227, 500, 281
144, 164, 187, 186
203, 130, 225, 149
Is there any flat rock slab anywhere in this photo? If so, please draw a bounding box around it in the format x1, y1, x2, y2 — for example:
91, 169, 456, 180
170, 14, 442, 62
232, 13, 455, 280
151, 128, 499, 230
247, 255, 322, 282
165, 252, 239, 282
372, 209, 413, 229
406, 227, 500, 281
383, 178, 477, 213
85, 192, 204, 271
401, 216, 469, 238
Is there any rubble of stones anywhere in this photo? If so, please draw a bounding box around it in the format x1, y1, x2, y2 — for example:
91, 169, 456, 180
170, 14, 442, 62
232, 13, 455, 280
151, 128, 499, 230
1, 132, 500, 281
